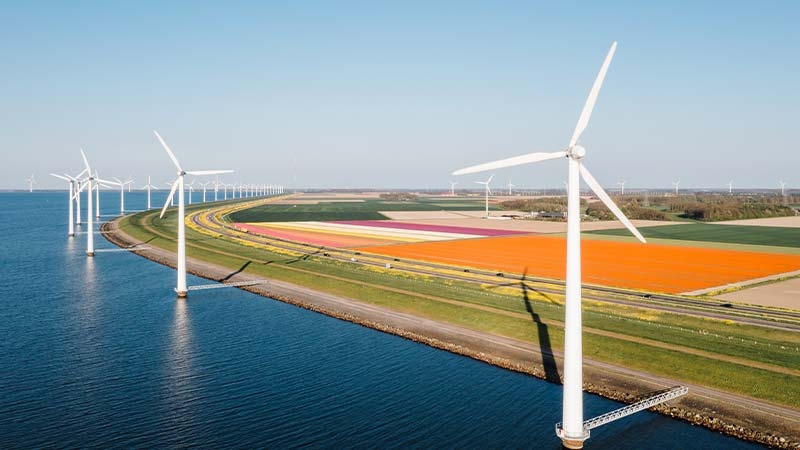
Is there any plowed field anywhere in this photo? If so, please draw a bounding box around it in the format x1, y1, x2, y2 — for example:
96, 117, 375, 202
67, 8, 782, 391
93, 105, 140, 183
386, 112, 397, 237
354, 235, 800, 293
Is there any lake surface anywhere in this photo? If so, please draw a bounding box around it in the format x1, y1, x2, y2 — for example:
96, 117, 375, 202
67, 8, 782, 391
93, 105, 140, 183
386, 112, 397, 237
0, 191, 765, 449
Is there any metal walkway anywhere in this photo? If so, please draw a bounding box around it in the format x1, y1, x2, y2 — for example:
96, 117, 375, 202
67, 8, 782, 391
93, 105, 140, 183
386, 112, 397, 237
557, 386, 688, 435
187, 280, 265, 291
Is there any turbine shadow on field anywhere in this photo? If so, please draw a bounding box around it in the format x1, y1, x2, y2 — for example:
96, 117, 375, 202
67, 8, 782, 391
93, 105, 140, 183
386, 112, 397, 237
285, 246, 325, 265
219, 261, 251, 283
520, 268, 561, 384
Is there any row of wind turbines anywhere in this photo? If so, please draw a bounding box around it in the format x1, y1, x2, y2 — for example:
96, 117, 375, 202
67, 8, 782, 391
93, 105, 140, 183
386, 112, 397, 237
52, 131, 284, 297
449, 176, 792, 201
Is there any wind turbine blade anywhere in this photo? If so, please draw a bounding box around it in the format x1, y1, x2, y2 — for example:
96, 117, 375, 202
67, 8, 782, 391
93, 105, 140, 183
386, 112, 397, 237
568, 41, 617, 148
186, 169, 235, 176
80, 148, 91, 172
113, 176, 122, 184
579, 164, 646, 243
487, 174, 494, 184
97, 177, 118, 185
50, 173, 69, 181
153, 130, 183, 172
453, 151, 567, 175
160, 179, 180, 219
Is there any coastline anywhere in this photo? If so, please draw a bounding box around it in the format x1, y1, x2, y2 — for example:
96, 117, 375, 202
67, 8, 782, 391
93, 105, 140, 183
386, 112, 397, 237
102, 218, 800, 449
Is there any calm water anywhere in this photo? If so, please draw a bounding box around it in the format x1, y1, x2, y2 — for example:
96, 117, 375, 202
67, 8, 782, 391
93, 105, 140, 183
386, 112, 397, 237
0, 191, 765, 449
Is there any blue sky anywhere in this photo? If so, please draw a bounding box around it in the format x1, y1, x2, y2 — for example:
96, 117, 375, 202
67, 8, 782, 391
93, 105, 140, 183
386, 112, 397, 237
2, 1, 798, 190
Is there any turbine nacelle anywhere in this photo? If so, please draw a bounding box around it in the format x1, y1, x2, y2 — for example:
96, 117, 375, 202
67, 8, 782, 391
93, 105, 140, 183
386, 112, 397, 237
568, 145, 586, 160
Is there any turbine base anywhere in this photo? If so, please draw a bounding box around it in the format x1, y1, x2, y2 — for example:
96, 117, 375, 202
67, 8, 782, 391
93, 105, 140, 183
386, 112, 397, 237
556, 425, 589, 449
176, 290, 188, 298
86, 251, 95, 257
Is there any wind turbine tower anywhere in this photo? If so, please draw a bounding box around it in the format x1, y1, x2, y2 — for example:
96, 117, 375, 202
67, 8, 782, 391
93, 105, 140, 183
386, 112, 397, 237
155, 131, 232, 297
449, 181, 458, 196
672, 179, 680, 195
454, 42, 646, 449
617, 180, 626, 196
51, 173, 76, 236
80, 150, 96, 257
475, 174, 494, 218
727, 180, 733, 194
25, 174, 36, 192
507, 180, 516, 196
142, 176, 158, 210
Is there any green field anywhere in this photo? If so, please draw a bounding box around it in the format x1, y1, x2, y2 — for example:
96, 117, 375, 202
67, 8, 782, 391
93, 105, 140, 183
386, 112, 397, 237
118, 205, 800, 408
229, 197, 497, 222
588, 223, 800, 248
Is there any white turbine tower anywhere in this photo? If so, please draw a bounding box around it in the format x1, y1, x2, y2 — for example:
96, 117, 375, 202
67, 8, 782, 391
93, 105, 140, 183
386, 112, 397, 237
25, 174, 36, 192
727, 180, 733, 194
779, 180, 787, 197
507, 180, 516, 196
199, 181, 210, 203
475, 174, 494, 218
672, 179, 680, 195
75, 179, 82, 225
453, 42, 645, 449
50, 173, 78, 236
112, 176, 133, 214
617, 180, 626, 196
449, 180, 458, 196
79, 149, 97, 257
155, 130, 233, 297
141, 176, 158, 210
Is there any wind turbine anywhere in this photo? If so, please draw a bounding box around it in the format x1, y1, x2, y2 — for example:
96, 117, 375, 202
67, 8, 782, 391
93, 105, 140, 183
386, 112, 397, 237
617, 180, 626, 196
79, 149, 97, 256
154, 130, 233, 297
507, 180, 516, 196
199, 181, 210, 203
25, 174, 36, 192
475, 174, 494, 218
141, 176, 158, 210
112, 176, 134, 214
449, 181, 458, 196
672, 179, 680, 195
779, 180, 787, 197
453, 42, 645, 449
726, 180, 733, 194
187, 180, 195, 205
50, 173, 79, 236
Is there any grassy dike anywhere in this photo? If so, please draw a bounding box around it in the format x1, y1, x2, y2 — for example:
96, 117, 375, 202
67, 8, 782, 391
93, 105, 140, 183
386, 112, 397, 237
115, 202, 800, 408
116, 202, 800, 412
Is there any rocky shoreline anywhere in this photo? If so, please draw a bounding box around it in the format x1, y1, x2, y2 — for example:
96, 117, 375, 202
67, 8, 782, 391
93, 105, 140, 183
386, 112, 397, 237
102, 219, 799, 449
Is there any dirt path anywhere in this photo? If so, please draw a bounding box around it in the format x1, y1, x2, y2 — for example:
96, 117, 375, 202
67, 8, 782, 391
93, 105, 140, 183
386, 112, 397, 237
103, 217, 800, 449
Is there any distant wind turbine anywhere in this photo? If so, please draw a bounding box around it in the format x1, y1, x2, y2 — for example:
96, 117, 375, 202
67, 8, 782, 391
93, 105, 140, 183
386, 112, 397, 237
155, 130, 232, 297
779, 180, 787, 197
50, 173, 79, 236
25, 174, 36, 192
672, 179, 680, 195
727, 180, 733, 194
141, 176, 158, 210
475, 174, 494, 218
449, 180, 458, 196
617, 180, 626, 196
453, 41, 645, 449
112, 176, 134, 214
507, 180, 516, 196
79, 149, 97, 256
